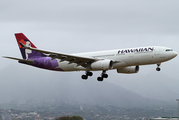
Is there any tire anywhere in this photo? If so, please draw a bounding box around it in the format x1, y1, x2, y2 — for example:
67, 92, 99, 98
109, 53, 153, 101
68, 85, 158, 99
156, 68, 161, 71
82, 75, 88, 79
97, 77, 103, 81
102, 74, 108, 78
86, 72, 93, 76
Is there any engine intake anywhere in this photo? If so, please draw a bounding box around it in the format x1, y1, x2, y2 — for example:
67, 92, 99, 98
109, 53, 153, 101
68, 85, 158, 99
91, 60, 113, 70
117, 66, 139, 74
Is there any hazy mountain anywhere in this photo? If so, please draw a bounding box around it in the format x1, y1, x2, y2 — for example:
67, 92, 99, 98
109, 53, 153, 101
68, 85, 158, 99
110, 71, 179, 102
0, 64, 168, 107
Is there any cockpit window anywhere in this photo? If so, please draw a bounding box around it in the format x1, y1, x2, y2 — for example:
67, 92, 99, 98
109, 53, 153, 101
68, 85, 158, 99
166, 49, 173, 51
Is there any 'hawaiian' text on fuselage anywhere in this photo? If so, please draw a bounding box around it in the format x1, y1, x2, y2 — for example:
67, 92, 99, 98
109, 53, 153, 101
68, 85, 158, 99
118, 47, 154, 54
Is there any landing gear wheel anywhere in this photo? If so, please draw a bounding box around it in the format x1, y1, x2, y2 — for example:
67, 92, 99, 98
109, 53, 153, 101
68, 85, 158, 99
102, 74, 108, 78
156, 68, 161, 71
81, 71, 93, 80
82, 75, 88, 80
86, 72, 93, 76
97, 70, 108, 82
97, 77, 103, 81
156, 63, 161, 71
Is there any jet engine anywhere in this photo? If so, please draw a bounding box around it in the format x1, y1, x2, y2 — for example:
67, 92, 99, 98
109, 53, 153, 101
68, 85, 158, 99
117, 66, 139, 74
91, 60, 113, 70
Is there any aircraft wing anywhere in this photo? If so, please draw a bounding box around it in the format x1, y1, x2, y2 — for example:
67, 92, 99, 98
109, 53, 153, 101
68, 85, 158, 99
21, 44, 97, 67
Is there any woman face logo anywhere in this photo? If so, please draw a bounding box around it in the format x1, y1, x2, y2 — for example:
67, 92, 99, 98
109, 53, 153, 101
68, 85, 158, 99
18, 39, 32, 60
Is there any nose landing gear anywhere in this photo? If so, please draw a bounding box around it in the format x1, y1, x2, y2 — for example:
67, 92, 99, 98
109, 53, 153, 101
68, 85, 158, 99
156, 63, 161, 71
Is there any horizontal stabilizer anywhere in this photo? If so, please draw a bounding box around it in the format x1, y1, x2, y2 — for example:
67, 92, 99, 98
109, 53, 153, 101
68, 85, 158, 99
3, 56, 34, 64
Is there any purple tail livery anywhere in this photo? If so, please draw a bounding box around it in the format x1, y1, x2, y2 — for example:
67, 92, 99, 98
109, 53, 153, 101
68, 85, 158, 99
9, 33, 63, 71
15, 33, 46, 60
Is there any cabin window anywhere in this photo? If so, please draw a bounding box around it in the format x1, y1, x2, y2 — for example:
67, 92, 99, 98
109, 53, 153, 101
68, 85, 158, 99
166, 49, 173, 51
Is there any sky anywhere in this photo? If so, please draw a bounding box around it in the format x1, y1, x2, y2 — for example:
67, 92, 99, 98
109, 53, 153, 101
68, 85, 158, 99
0, 0, 179, 102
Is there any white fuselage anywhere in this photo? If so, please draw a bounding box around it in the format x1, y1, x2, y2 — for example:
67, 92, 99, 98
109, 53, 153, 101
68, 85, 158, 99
10, 33, 177, 81
56, 46, 177, 71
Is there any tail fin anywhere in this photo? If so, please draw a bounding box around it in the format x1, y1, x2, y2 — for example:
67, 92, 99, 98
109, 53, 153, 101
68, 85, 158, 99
15, 33, 46, 60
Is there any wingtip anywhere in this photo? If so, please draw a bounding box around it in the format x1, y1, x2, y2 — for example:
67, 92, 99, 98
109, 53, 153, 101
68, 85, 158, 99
2, 56, 8, 58
2, 56, 14, 59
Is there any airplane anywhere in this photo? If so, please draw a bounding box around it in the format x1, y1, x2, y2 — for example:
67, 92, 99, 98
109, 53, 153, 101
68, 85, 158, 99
3, 33, 177, 81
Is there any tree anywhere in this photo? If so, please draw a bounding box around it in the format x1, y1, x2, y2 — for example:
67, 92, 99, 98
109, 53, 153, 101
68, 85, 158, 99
55, 116, 71, 120
71, 116, 83, 120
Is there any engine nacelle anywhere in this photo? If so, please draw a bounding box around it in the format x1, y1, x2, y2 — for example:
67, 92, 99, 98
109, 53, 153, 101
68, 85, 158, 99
117, 66, 139, 74
91, 60, 113, 70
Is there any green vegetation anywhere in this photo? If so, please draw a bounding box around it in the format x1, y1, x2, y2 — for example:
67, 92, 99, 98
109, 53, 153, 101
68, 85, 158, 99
56, 116, 83, 120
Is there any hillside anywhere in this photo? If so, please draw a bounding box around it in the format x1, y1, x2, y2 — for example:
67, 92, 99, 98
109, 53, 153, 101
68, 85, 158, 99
0, 64, 167, 107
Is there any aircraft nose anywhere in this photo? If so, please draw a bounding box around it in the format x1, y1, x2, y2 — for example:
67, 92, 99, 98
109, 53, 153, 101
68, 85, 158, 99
173, 51, 178, 57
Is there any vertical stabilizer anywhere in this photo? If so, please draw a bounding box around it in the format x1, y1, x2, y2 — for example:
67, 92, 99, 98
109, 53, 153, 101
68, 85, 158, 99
15, 33, 46, 60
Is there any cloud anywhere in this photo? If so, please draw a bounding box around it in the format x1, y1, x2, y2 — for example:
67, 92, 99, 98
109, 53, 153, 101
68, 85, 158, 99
0, 0, 179, 101
1, 0, 179, 35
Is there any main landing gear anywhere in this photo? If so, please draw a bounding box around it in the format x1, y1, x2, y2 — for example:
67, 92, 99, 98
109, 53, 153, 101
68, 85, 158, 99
97, 70, 108, 82
81, 70, 108, 82
81, 71, 93, 80
156, 63, 161, 71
